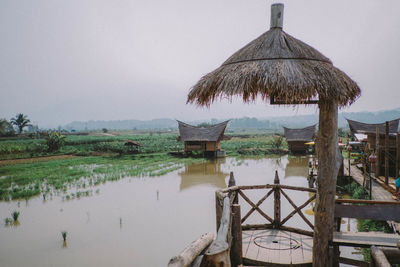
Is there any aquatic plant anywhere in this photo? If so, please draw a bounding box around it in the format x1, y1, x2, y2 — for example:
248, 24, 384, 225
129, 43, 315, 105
12, 211, 20, 221
61, 231, 67, 241
4, 217, 12, 225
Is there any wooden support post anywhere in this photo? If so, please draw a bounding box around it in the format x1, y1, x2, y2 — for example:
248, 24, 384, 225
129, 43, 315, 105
273, 170, 281, 229
215, 191, 224, 231
376, 126, 380, 178
230, 204, 242, 267
396, 132, 399, 179
333, 203, 341, 267
385, 121, 389, 185
371, 246, 391, 267
168, 232, 214, 267
203, 197, 231, 267
313, 100, 339, 267
228, 172, 238, 204
379, 247, 400, 264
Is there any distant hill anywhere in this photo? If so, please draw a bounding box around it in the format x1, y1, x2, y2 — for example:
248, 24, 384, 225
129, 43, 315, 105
63, 107, 400, 131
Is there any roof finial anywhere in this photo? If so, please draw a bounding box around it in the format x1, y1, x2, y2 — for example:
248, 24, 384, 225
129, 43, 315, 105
270, 3, 284, 29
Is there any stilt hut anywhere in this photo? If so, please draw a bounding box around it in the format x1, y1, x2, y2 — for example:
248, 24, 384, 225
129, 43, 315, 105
347, 118, 400, 178
283, 125, 316, 153
177, 120, 230, 157
187, 3, 361, 266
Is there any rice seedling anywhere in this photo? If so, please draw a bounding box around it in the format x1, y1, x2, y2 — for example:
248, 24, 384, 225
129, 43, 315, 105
12, 211, 20, 222
4, 217, 12, 226
61, 231, 67, 242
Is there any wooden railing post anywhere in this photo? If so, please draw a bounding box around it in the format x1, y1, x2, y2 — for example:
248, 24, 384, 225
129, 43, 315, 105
215, 191, 224, 231
273, 170, 281, 229
230, 204, 242, 267
376, 126, 380, 178
228, 172, 238, 204
385, 121, 389, 185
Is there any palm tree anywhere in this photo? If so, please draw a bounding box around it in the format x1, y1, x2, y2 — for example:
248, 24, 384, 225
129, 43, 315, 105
10, 113, 31, 134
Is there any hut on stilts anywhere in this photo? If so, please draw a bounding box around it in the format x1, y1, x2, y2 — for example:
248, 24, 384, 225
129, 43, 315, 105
186, 3, 361, 266
283, 125, 316, 154
177, 120, 230, 158
346, 118, 400, 180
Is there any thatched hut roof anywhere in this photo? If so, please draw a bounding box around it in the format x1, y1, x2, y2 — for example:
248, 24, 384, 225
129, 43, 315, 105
124, 140, 142, 147
187, 4, 360, 107
177, 120, 229, 142
283, 124, 316, 142
346, 118, 399, 135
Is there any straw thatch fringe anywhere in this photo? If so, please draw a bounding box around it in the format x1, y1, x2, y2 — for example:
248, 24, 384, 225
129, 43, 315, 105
188, 28, 360, 107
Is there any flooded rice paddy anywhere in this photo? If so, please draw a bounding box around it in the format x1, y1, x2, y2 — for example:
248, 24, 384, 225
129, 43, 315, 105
0, 156, 361, 266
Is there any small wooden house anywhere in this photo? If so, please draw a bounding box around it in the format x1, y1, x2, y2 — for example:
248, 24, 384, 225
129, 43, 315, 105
177, 120, 230, 157
346, 118, 400, 177
124, 140, 142, 153
283, 125, 316, 153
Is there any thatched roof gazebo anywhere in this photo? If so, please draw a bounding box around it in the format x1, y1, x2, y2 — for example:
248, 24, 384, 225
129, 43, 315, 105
187, 4, 361, 266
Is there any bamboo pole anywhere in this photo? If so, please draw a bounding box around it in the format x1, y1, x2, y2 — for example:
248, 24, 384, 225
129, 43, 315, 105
168, 232, 214, 267
230, 204, 242, 267
385, 121, 389, 184
313, 100, 339, 267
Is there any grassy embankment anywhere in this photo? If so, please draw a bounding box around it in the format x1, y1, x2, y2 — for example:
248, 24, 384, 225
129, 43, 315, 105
0, 132, 287, 200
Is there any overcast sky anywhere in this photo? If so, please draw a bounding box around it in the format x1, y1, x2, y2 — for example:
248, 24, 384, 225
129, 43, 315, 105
1, 0, 399, 128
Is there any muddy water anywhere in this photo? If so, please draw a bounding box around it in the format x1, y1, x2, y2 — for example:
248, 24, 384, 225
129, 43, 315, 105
0, 156, 359, 267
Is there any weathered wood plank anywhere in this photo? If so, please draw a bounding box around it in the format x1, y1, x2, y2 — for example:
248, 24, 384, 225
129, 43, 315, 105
332, 231, 399, 248
371, 246, 391, 267
334, 203, 400, 221
219, 184, 316, 194
167, 232, 214, 267
280, 192, 315, 228
338, 257, 369, 267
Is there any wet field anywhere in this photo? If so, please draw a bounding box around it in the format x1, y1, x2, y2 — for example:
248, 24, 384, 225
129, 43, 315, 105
0, 156, 361, 266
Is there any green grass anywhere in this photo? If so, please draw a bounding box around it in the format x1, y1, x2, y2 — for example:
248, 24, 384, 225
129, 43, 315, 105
0, 132, 288, 200
0, 153, 204, 200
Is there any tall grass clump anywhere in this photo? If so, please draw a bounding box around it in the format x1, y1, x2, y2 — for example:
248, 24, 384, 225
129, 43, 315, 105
12, 211, 20, 221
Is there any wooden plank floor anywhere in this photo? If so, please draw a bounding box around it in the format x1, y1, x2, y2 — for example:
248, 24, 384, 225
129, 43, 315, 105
242, 229, 312, 266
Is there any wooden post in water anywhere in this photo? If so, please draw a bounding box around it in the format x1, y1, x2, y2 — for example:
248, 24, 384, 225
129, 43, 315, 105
273, 170, 281, 229
313, 100, 339, 267
230, 204, 242, 267
385, 121, 389, 185
376, 126, 380, 178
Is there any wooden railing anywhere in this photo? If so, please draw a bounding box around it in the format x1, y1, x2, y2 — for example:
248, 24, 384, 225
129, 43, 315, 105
219, 170, 316, 237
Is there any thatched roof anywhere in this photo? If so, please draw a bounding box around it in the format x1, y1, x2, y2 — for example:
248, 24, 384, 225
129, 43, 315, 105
177, 120, 229, 142
283, 125, 316, 142
346, 118, 399, 135
124, 140, 142, 146
187, 4, 360, 107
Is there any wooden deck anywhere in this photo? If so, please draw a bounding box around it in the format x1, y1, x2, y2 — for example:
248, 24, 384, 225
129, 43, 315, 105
242, 229, 313, 266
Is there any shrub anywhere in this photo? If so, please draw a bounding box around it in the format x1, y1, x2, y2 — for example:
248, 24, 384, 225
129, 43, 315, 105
271, 135, 284, 149
45, 131, 65, 151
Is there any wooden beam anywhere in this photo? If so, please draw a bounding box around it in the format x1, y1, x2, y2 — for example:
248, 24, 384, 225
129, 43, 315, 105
313, 100, 339, 267
215, 191, 225, 231
241, 188, 273, 223
168, 232, 214, 267
338, 257, 369, 267
280, 188, 314, 230
273, 171, 281, 229
335, 199, 400, 205
334, 203, 400, 221
371, 246, 391, 267
202, 197, 231, 267
385, 121, 389, 184
376, 126, 380, 177
396, 132, 399, 179
379, 247, 400, 264
230, 204, 242, 267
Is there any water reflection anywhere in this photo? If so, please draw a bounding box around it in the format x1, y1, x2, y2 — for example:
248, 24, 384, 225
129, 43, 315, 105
284, 156, 309, 179
178, 158, 229, 191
